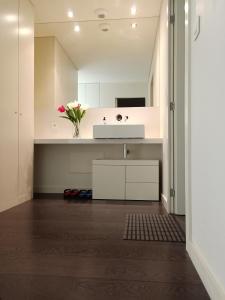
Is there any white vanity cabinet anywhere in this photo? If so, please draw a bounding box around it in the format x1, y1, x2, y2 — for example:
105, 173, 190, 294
92, 160, 159, 201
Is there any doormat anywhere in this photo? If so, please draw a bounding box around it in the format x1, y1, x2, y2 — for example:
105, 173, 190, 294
123, 214, 185, 243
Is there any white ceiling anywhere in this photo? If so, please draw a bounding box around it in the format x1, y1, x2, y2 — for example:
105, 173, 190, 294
31, 0, 162, 23
33, 0, 162, 83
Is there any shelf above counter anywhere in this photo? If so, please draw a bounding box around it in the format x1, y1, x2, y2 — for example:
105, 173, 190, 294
34, 138, 163, 145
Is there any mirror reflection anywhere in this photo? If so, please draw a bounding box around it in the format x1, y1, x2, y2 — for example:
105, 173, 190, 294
35, 17, 159, 108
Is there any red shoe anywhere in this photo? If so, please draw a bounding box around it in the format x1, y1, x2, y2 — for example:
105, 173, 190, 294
64, 189, 72, 199
70, 189, 80, 198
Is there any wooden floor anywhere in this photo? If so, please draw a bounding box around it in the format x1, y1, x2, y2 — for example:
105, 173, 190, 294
0, 199, 209, 300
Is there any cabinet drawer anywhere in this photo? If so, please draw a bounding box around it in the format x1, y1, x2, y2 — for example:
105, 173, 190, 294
92, 165, 125, 200
126, 183, 159, 201
126, 166, 159, 183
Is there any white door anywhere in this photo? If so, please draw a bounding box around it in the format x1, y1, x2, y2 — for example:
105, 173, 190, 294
0, 0, 19, 212
18, 0, 34, 202
170, 0, 186, 215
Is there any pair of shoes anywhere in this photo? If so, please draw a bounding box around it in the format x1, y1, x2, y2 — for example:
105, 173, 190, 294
86, 190, 92, 199
64, 189, 80, 199
79, 190, 92, 199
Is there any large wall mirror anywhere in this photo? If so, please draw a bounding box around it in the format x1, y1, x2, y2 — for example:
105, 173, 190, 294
35, 2, 160, 108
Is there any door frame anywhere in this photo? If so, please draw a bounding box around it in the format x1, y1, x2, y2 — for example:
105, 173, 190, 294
168, 0, 175, 214
169, 0, 186, 215
184, 0, 192, 243
168, 0, 192, 240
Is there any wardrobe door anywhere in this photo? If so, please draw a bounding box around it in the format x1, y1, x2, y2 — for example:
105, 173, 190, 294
18, 0, 34, 201
0, 0, 19, 212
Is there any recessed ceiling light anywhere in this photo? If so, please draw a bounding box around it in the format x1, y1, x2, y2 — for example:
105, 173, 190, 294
131, 5, 137, 16
95, 8, 108, 19
74, 25, 80, 32
131, 23, 138, 29
99, 23, 110, 32
184, 2, 189, 14
67, 10, 74, 18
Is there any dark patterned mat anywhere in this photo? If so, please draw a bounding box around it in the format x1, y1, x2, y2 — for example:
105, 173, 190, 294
123, 214, 185, 243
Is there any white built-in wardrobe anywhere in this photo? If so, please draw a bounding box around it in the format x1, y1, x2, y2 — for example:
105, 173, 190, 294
0, 0, 34, 212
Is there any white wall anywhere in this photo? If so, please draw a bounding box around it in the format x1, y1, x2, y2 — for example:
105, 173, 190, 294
149, 31, 160, 107
78, 82, 149, 108
150, 0, 170, 209
188, 0, 225, 297
35, 106, 160, 139
55, 39, 78, 106
80, 107, 160, 139
0, 0, 34, 212
34, 37, 78, 139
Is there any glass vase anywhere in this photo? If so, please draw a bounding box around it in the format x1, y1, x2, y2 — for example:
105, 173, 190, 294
73, 122, 80, 138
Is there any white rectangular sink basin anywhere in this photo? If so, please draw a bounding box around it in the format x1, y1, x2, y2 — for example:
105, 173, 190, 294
93, 124, 145, 139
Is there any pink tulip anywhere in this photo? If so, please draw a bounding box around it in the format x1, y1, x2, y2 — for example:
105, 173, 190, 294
58, 105, 66, 113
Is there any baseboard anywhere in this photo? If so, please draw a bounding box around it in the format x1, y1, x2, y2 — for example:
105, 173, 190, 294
34, 186, 91, 194
187, 241, 225, 300
161, 193, 169, 213
0, 196, 31, 213
18, 191, 33, 203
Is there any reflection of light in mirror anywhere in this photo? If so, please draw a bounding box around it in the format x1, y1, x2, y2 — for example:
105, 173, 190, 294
185, 1, 189, 26
184, 2, 189, 14
19, 27, 32, 36
67, 10, 74, 18
5, 14, 17, 23
99, 23, 110, 32
131, 5, 137, 16
131, 23, 138, 29
74, 25, 80, 32
166, 5, 169, 27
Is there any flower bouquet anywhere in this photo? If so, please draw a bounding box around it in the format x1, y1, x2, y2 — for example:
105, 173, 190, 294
58, 101, 87, 138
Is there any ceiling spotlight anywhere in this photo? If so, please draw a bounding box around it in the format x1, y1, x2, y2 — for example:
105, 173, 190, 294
131, 5, 137, 16
99, 23, 110, 32
131, 23, 138, 29
67, 10, 74, 18
74, 25, 80, 32
95, 8, 108, 19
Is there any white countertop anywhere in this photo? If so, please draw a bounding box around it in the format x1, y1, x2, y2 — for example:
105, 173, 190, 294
34, 138, 163, 145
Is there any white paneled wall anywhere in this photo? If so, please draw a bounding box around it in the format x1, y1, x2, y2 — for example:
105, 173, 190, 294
0, 0, 34, 212
78, 82, 148, 108
34, 37, 78, 139
18, 0, 34, 202
0, 0, 19, 212
149, 0, 169, 208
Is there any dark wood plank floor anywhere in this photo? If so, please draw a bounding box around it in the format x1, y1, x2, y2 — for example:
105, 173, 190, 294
0, 199, 209, 300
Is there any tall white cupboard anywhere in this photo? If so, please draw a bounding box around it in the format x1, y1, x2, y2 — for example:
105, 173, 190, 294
0, 0, 34, 212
